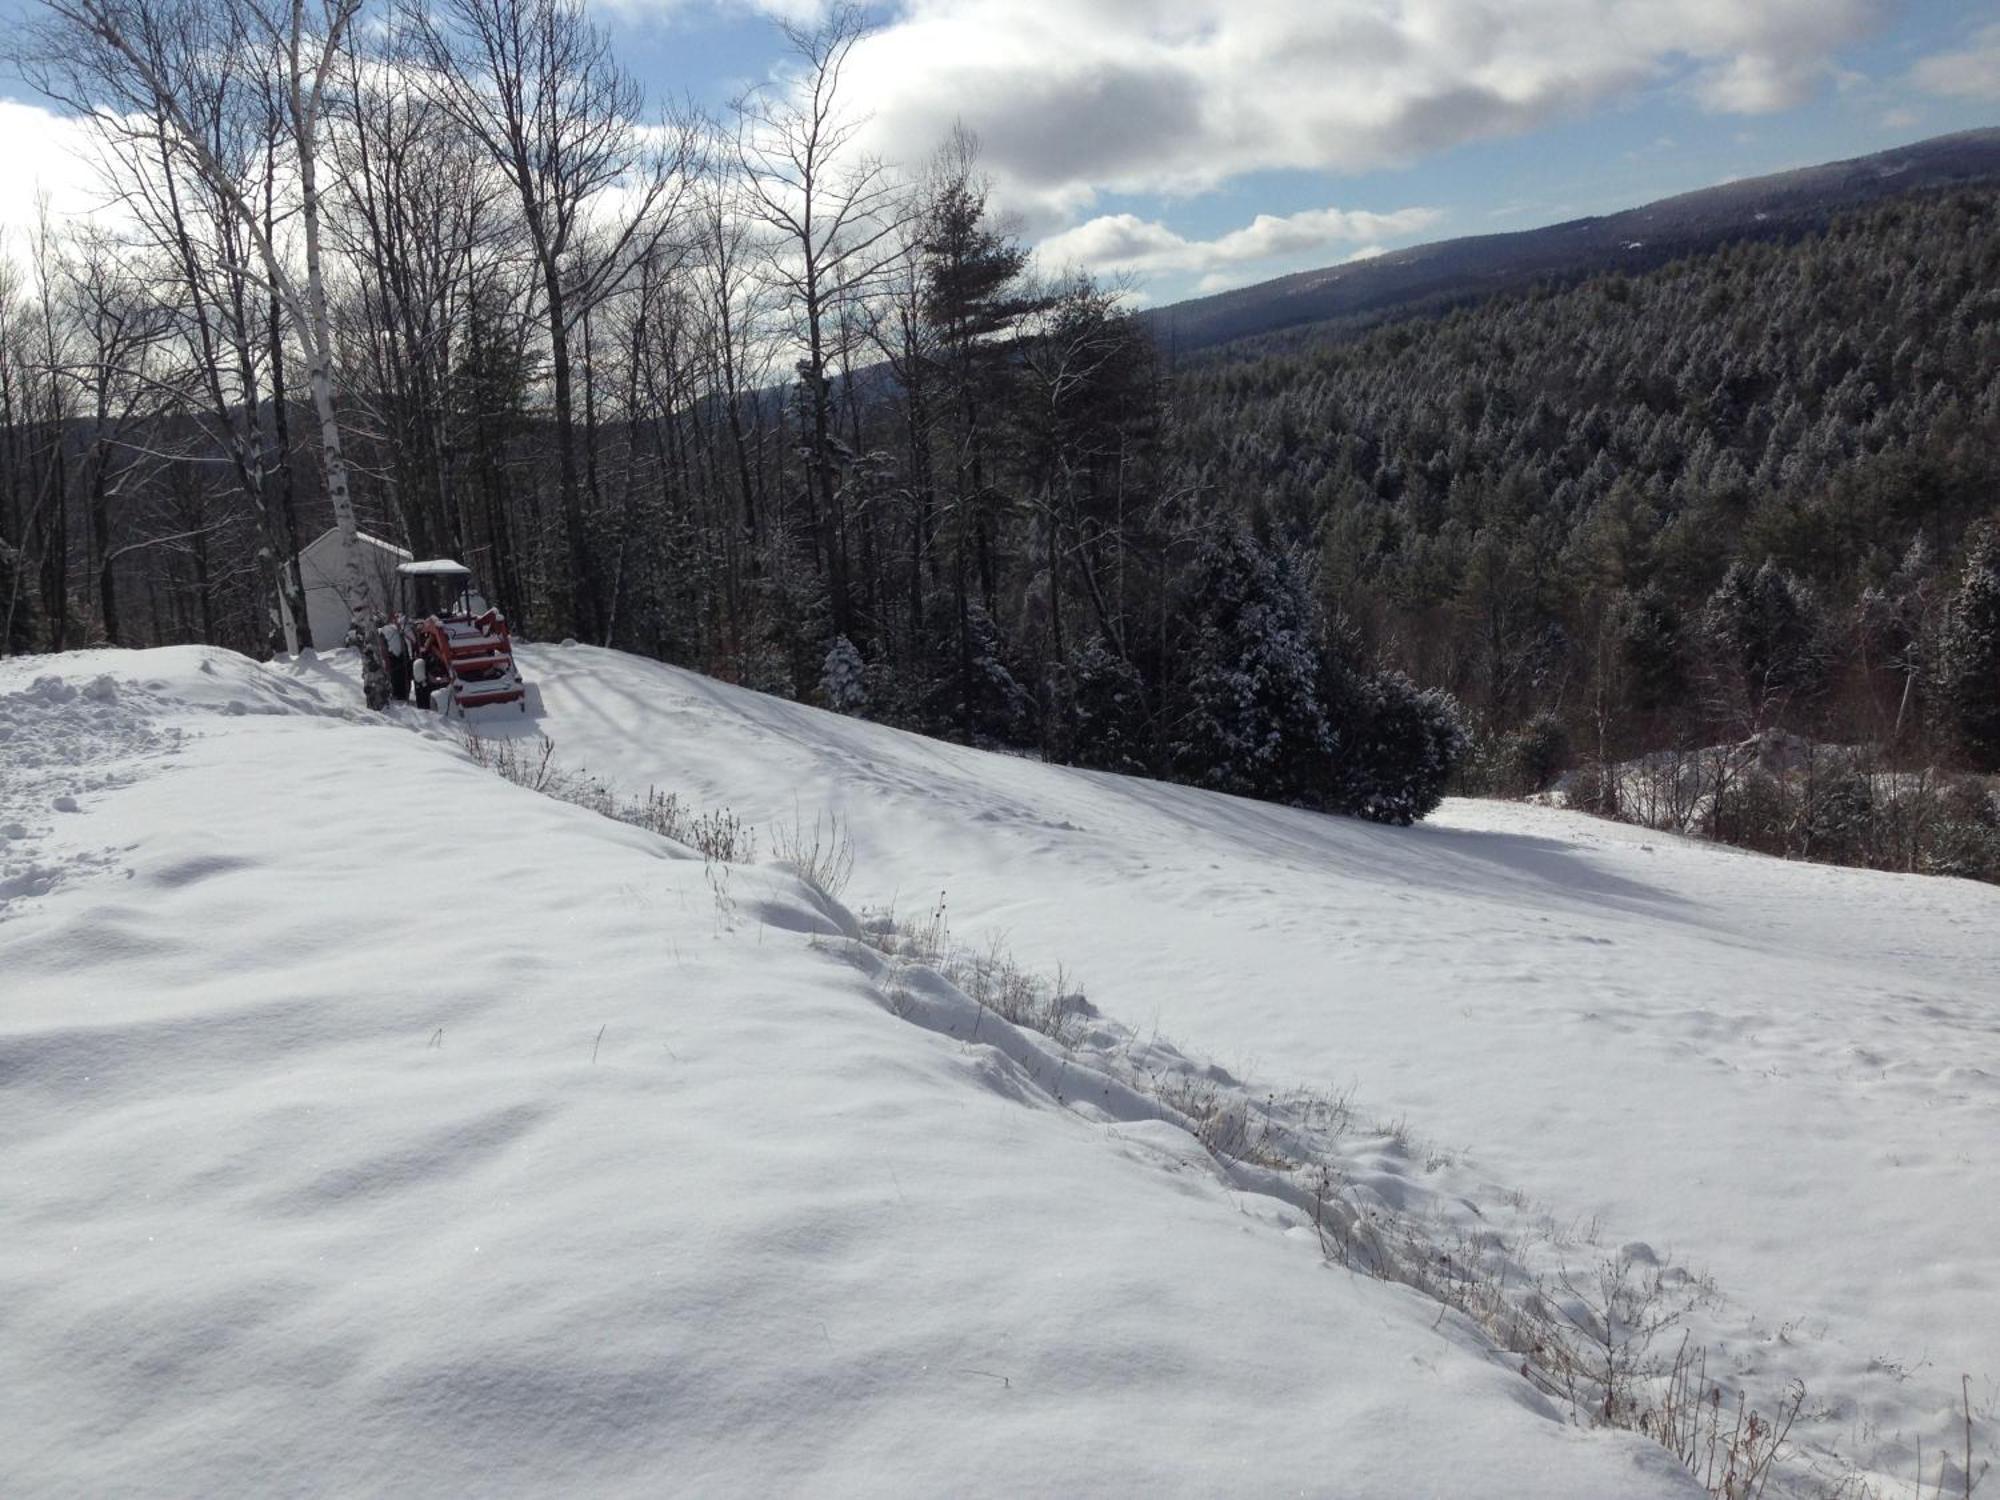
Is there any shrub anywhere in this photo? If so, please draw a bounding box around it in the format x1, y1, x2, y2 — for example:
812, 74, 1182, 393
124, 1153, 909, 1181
1797, 768, 1873, 865
1326, 670, 1469, 825
1709, 768, 1791, 855
1499, 711, 1571, 796
1568, 759, 1620, 817
1924, 776, 2000, 880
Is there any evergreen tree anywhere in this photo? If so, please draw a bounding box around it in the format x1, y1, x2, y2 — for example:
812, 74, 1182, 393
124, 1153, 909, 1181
820, 635, 867, 716
1937, 520, 2000, 769
1325, 668, 1469, 825
1057, 636, 1151, 775
1172, 525, 1330, 801
1702, 558, 1827, 716
1611, 583, 1685, 712
962, 601, 1033, 746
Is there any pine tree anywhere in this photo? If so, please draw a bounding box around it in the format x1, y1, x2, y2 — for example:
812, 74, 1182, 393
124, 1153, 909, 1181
1325, 669, 1469, 825
1612, 583, 1685, 712
1172, 525, 1330, 800
820, 635, 867, 716
1058, 636, 1151, 775
1702, 558, 1827, 717
962, 602, 1032, 746
1937, 520, 2000, 769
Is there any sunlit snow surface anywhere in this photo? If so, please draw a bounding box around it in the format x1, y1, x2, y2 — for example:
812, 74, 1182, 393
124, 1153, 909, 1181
3, 642, 1993, 1496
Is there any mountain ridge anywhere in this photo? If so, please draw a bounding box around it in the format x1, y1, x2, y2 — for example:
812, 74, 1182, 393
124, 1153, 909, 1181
1144, 127, 2000, 353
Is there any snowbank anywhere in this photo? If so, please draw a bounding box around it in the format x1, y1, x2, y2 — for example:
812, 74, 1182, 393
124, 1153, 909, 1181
0, 647, 1694, 1497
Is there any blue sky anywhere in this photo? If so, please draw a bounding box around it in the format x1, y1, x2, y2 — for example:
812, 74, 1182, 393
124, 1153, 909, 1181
2, 0, 1996, 304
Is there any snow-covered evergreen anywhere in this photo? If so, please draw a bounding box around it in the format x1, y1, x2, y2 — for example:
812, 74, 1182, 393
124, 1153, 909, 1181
1172, 525, 1330, 801
1324, 668, 1468, 825
1057, 636, 1151, 776
1702, 558, 1826, 711
1938, 521, 2000, 770
820, 634, 868, 716
962, 602, 1033, 746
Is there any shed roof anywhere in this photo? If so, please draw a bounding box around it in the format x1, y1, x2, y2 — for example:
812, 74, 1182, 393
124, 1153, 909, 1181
302, 527, 413, 560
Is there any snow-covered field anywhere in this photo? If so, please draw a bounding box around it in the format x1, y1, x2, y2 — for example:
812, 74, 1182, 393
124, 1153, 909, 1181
4, 642, 1994, 1496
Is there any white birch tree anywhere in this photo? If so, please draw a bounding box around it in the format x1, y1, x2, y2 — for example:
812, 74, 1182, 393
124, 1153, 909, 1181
29, 0, 374, 645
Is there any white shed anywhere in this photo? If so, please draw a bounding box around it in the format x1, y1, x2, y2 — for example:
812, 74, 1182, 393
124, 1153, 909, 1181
299, 529, 411, 649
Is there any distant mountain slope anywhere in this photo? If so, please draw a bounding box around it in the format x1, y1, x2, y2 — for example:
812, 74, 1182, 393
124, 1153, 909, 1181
1145, 128, 2000, 353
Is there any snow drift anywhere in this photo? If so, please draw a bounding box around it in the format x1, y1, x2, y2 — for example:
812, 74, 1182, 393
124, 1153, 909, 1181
2, 645, 1697, 1497
3, 640, 1994, 1496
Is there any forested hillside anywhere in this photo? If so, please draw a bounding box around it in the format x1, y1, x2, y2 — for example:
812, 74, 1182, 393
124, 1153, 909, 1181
1144, 128, 2000, 352
1175, 188, 2000, 761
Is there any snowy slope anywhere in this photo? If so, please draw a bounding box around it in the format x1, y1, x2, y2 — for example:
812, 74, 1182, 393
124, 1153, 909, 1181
0, 647, 1698, 1498
505, 642, 2000, 1493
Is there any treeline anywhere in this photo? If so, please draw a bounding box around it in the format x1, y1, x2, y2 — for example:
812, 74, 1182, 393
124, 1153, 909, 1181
2, 0, 1995, 846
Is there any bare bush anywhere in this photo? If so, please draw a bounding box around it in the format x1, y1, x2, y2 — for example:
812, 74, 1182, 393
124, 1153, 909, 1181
463, 732, 754, 863
463, 732, 563, 793
1565, 737, 2000, 884
847, 895, 1852, 1500
771, 808, 854, 899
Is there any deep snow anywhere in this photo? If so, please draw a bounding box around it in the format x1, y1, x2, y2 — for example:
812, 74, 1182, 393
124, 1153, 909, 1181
3, 640, 1994, 1496
509, 642, 2000, 1494
2, 645, 1696, 1498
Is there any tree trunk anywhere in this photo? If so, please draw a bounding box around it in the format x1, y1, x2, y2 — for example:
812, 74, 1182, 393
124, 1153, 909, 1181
544, 268, 595, 640
266, 291, 309, 651
806, 299, 851, 639
293, 54, 371, 634
89, 443, 116, 645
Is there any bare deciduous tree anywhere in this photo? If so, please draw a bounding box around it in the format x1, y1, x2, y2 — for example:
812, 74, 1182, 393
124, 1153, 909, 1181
407, 0, 695, 641
734, 2, 909, 641
28, 0, 376, 645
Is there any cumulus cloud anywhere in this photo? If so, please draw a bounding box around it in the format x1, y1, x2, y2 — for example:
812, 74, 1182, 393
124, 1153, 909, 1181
600, 0, 824, 20
837, 0, 1888, 226
1910, 24, 2000, 102
0, 100, 113, 256
1037, 204, 1441, 282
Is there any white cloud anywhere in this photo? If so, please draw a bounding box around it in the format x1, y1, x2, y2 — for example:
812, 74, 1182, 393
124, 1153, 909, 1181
836, 0, 1888, 226
598, 0, 824, 20
1037, 204, 1440, 282
0, 99, 112, 258
1910, 24, 2000, 102
1689, 52, 1830, 113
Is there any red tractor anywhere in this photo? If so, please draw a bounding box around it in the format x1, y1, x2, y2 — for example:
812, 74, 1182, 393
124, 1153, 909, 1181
363, 560, 528, 715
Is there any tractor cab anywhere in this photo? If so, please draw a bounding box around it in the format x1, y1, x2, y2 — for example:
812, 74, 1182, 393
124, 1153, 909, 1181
390, 558, 528, 714
396, 559, 482, 622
